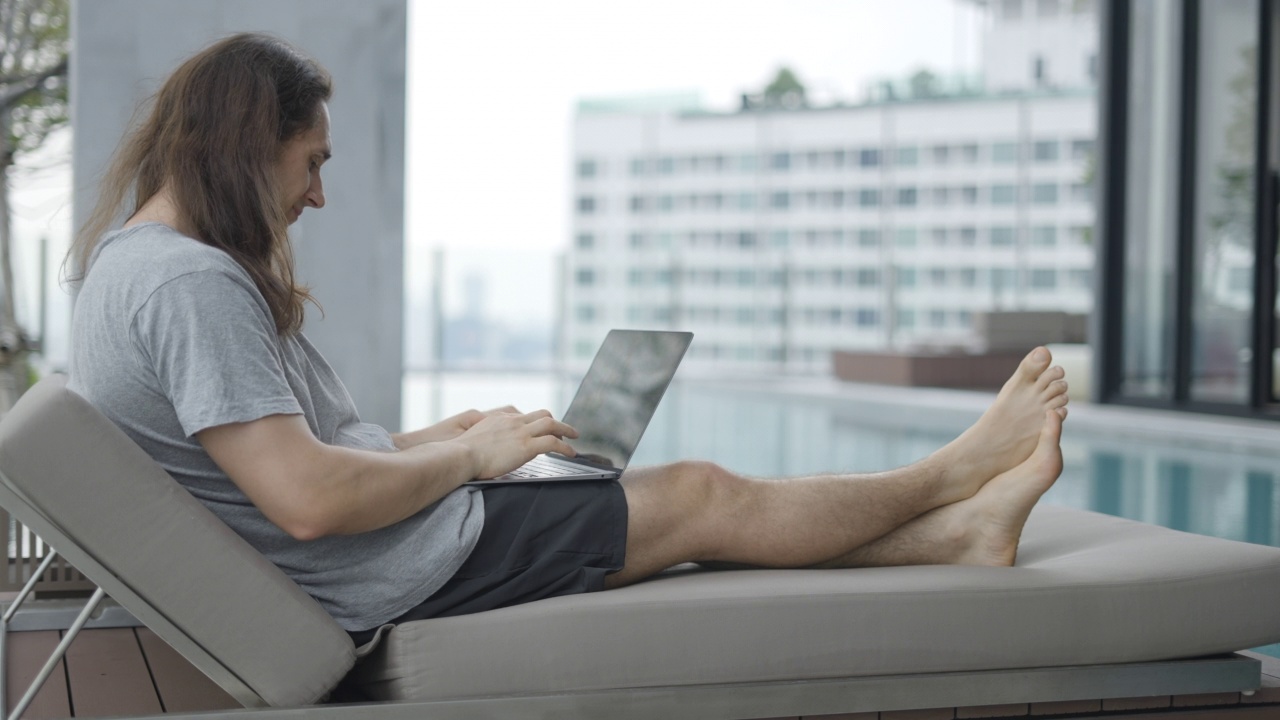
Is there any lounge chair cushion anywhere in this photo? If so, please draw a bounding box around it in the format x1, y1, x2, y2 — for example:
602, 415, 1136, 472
0, 376, 355, 707
351, 505, 1280, 702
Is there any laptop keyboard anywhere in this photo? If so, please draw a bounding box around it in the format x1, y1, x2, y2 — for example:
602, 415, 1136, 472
505, 455, 594, 479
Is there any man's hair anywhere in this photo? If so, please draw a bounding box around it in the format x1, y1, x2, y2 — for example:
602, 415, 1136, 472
70, 32, 333, 336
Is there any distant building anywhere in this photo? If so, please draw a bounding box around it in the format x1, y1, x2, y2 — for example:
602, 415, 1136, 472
564, 0, 1098, 373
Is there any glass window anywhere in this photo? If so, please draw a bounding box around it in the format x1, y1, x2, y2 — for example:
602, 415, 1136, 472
575, 305, 596, 322
990, 226, 1017, 247
896, 309, 916, 328
1067, 268, 1093, 289
771, 230, 789, 248
959, 143, 980, 163
629, 232, 645, 248
856, 309, 880, 327
960, 186, 979, 205
895, 228, 918, 247
658, 156, 675, 174
929, 309, 947, 328
576, 268, 596, 286
739, 153, 758, 172
1031, 183, 1059, 204
992, 141, 1019, 164
770, 152, 791, 171
992, 268, 1017, 292
857, 268, 880, 287
630, 158, 647, 176
739, 191, 757, 210
1070, 139, 1095, 160
930, 187, 950, 206
1190, 0, 1257, 403
577, 159, 598, 178
930, 227, 948, 246
896, 267, 917, 288
897, 187, 918, 207
958, 227, 978, 246
859, 149, 882, 167
929, 145, 950, 165
991, 184, 1018, 205
628, 269, 644, 286
896, 146, 919, 166
576, 233, 595, 250
770, 191, 791, 210
1030, 269, 1058, 289
1033, 140, 1060, 162
929, 268, 948, 287
1030, 226, 1057, 246
1070, 182, 1093, 205
1002, 0, 1023, 20
1037, 0, 1059, 19
857, 228, 881, 247
959, 267, 978, 287
858, 189, 881, 208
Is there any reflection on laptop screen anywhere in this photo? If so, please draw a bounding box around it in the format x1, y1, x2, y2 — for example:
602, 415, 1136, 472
560, 330, 692, 470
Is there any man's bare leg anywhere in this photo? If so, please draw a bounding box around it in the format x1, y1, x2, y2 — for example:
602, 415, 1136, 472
814, 409, 1064, 568
604, 348, 1068, 589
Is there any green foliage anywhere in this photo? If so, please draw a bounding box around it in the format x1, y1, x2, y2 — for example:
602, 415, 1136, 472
1, 0, 70, 161
763, 67, 806, 108
908, 69, 940, 99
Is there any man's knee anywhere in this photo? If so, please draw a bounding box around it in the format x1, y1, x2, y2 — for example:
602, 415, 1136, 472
666, 460, 746, 513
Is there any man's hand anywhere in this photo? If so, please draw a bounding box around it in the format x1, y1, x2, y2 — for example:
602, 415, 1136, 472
452, 410, 578, 479
392, 406, 521, 449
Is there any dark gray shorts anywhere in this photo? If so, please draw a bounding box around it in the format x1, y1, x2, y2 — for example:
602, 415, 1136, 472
348, 479, 628, 645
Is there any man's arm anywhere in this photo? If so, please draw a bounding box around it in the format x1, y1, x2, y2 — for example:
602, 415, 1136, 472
389, 406, 519, 450
198, 410, 575, 541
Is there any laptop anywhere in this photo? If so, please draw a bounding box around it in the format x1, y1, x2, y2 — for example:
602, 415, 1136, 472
469, 329, 693, 484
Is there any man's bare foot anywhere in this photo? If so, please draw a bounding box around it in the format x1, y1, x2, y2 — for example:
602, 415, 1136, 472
931, 347, 1069, 504
948, 410, 1064, 566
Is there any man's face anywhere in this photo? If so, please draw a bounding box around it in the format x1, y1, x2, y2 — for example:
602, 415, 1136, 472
277, 103, 332, 225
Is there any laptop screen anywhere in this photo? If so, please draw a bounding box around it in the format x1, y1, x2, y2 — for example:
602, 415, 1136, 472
557, 330, 693, 471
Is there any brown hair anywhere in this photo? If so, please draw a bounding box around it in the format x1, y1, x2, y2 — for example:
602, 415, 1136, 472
69, 32, 333, 335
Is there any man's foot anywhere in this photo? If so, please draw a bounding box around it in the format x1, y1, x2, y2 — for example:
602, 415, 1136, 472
931, 347, 1069, 504
947, 410, 1064, 566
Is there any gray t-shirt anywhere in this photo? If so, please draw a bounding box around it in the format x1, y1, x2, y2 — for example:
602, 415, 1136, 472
67, 222, 484, 631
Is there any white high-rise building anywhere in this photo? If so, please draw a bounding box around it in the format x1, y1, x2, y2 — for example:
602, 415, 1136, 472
565, 0, 1098, 373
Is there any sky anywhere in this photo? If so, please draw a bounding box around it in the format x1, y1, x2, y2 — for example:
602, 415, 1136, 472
403, 0, 983, 323
10, 0, 985, 352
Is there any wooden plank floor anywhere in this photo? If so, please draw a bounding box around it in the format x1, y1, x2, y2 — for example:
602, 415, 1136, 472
5, 628, 238, 719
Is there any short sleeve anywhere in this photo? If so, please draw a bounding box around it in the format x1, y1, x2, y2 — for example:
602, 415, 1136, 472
131, 269, 303, 437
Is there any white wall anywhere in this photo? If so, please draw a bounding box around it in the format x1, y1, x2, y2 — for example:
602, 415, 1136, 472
71, 0, 406, 429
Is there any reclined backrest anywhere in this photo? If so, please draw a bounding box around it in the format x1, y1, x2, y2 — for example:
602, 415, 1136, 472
0, 376, 354, 707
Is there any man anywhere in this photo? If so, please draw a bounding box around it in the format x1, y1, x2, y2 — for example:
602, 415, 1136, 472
67, 33, 1069, 645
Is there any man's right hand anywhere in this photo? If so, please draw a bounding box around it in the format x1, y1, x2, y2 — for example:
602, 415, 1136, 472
451, 410, 579, 480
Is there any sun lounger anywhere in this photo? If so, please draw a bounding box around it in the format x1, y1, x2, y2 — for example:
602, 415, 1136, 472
0, 375, 1277, 718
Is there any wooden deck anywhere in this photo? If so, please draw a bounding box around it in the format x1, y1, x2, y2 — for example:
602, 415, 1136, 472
5, 627, 237, 718
4, 627, 1279, 719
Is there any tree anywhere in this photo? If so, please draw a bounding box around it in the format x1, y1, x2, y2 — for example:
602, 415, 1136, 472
0, 0, 68, 411
763, 67, 806, 109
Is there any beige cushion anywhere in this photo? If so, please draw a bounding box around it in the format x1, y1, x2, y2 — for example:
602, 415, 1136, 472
0, 376, 354, 707
352, 504, 1280, 702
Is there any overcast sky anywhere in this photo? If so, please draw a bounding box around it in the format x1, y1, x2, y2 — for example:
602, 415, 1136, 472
12, 0, 985, 345
403, 0, 983, 322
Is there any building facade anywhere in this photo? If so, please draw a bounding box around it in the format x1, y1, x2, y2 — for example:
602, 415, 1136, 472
564, 0, 1099, 373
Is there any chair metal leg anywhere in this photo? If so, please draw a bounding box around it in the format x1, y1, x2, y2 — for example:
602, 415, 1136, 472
8, 586, 105, 720
0, 551, 58, 720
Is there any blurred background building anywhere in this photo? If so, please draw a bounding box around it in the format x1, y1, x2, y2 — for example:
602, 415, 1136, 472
563, 0, 1098, 373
